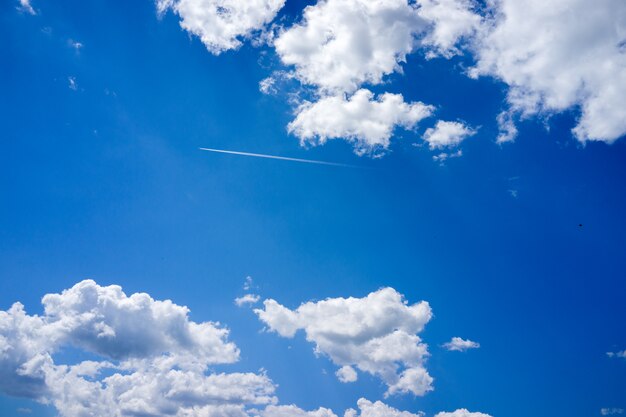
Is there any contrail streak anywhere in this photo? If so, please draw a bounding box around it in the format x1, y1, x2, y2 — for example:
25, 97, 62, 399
199, 147, 359, 168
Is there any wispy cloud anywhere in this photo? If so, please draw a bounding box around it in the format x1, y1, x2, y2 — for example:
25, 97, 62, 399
68, 76, 77, 91
68, 39, 83, 51
601, 408, 624, 416
18, 0, 35, 15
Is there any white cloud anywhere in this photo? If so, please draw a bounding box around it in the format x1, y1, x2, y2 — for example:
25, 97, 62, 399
275, 0, 425, 94
345, 398, 424, 417
435, 410, 492, 417
0, 280, 276, 417
432, 149, 463, 163
259, 77, 277, 95
18, 0, 35, 15
442, 337, 480, 352
469, 0, 626, 143
607, 350, 626, 359
235, 294, 261, 307
255, 287, 434, 397
602, 409, 625, 416
416, 0, 482, 58
423, 121, 476, 149
259, 405, 338, 417
336, 365, 358, 383
156, 0, 285, 54
289, 89, 434, 155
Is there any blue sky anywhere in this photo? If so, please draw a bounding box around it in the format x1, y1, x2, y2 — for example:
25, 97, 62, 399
1, 1, 626, 417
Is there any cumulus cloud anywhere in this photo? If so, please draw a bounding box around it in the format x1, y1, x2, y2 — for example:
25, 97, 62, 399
416, 0, 482, 58
469, 0, 626, 143
435, 410, 492, 417
274, 0, 425, 94
156, 0, 285, 54
442, 337, 480, 352
289, 89, 434, 154
236, 294, 261, 307
274, 0, 466, 154
255, 287, 434, 397
336, 365, 358, 383
345, 398, 425, 417
423, 121, 476, 149
0, 280, 275, 417
259, 405, 338, 417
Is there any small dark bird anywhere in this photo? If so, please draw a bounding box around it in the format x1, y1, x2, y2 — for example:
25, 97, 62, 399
578, 224, 583, 227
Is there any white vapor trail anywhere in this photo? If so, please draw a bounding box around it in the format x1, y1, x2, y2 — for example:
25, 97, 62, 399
199, 147, 359, 168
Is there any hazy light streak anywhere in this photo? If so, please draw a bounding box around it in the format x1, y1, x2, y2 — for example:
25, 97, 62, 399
199, 147, 359, 168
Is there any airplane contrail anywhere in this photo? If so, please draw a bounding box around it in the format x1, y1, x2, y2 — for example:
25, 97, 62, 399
199, 147, 359, 168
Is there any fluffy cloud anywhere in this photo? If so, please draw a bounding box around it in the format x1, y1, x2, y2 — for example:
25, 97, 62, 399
435, 410, 492, 417
258, 405, 338, 417
156, 0, 285, 54
0, 280, 275, 417
336, 365, 358, 383
469, 0, 626, 143
255, 287, 434, 396
416, 0, 482, 58
442, 337, 480, 352
423, 121, 476, 149
345, 398, 424, 417
289, 89, 434, 154
275, 0, 425, 94
235, 294, 261, 307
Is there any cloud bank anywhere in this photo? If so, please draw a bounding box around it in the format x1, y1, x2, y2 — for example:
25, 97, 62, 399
155, 0, 626, 154
0, 280, 274, 417
1, 281, 493, 417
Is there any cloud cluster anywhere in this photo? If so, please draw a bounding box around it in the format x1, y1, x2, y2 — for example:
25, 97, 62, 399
158, 0, 626, 151
289, 90, 434, 154
255, 287, 434, 396
273, 0, 443, 153
442, 337, 480, 352
1, 281, 493, 417
156, 0, 285, 54
0, 280, 274, 417
469, 0, 626, 143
